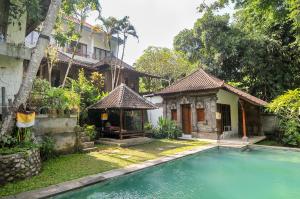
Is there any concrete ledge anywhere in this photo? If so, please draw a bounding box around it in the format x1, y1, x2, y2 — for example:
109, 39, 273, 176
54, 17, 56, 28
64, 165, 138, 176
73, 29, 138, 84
0, 43, 31, 60
8, 144, 215, 199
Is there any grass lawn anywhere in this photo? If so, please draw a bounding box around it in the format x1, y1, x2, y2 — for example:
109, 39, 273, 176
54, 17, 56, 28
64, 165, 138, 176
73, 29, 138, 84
0, 139, 209, 197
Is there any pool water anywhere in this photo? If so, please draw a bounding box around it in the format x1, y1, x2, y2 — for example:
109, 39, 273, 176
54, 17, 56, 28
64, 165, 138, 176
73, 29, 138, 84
52, 147, 300, 199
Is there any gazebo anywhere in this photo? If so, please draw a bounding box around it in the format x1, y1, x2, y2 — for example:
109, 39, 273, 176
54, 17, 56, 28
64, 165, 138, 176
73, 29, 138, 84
88, 83, 157, 139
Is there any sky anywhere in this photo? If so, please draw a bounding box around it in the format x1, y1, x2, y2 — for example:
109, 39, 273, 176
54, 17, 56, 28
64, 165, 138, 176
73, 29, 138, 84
88, 0, 206, 65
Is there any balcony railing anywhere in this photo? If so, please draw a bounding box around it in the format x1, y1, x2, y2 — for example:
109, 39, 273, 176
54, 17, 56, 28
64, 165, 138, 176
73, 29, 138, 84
66, 48, 88, 58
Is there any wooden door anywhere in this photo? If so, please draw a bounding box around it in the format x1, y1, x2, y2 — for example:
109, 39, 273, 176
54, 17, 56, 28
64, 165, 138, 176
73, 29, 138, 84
181, 104, 192, 134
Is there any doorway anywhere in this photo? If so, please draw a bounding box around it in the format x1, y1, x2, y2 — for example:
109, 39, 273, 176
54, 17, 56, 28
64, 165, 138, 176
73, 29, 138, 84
181, 104, 192, 134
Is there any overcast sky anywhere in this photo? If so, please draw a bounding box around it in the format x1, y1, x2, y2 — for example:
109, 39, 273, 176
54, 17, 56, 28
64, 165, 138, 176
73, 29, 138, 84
89, 0, 206, 65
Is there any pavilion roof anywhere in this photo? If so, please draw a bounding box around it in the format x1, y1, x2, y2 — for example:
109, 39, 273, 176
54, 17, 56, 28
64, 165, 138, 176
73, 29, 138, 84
88, 83, 157, 110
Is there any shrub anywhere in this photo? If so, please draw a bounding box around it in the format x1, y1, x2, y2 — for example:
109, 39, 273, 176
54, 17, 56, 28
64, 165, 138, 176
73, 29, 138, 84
84, 125, 96, 140
267, 89, 300, 146
153, 117, 182, 139
29, 78, 51, 110
145, 122, 154, 131
0, 131, 38, 155
29, 78, 80, 113
39, 136, 56, 160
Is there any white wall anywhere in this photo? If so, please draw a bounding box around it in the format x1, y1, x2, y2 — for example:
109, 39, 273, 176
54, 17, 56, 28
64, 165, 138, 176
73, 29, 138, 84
144, 95, 163, 127
0, 4, 26, 114
216, 89, 239, 137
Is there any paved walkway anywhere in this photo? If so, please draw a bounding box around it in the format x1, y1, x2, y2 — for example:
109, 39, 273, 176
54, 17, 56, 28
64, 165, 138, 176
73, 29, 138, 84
5, 144, 216, 199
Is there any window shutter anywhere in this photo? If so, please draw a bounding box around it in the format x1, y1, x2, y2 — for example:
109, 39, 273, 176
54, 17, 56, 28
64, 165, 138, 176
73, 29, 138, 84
197, 108, 205, 122
171, 109, 177, 121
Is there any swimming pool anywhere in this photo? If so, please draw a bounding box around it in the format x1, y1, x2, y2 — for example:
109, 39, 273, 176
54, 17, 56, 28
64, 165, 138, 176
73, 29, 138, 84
52, 147, 300, 199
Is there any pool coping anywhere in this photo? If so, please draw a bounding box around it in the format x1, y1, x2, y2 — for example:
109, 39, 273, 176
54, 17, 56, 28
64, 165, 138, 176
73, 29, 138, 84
4, 144, 216, 199
251, 144, 300, 152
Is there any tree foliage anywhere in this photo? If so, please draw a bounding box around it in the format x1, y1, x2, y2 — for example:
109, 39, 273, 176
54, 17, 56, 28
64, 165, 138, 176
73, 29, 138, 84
66, 69, 107, 125
135, 46, 195, 93
267, 89, 300, 146
99, 16, 138, 89
173, 0, 300, 101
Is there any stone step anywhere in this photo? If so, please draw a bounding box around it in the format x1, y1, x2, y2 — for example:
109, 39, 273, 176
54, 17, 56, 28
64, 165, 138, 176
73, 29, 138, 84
82, 147, 98, 153
81, 141, 94, 149
80, 136, 90, 142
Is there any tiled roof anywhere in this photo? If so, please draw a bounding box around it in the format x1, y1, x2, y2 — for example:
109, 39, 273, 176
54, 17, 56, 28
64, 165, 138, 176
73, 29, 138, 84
93, 56, 160, 78
157, 69, 267, 106
88, 83, 157, 110
57, 51, 93, 68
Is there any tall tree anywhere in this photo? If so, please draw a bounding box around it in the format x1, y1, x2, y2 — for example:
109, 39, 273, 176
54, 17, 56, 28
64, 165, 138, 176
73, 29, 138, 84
45, 45, 58, 85
114, 16, 139, 88
1, 0, 62, 137
99, 16, 121, 90
57, 0, 101, 87
173, 1, 300, 101
135, 46, 195, 93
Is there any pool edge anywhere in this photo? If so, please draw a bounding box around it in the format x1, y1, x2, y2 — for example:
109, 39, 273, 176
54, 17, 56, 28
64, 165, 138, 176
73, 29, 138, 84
6, 144, 216, 199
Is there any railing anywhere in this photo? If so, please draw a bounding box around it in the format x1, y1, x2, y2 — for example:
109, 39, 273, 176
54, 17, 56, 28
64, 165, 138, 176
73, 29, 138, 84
66, 48, 88, 58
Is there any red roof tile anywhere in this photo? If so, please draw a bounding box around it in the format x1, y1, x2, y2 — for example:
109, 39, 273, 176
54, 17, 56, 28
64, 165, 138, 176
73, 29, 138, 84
156, 69, 267, 106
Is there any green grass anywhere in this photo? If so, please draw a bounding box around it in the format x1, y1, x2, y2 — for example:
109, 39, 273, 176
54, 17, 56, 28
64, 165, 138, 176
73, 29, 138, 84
0, 139, 209, 197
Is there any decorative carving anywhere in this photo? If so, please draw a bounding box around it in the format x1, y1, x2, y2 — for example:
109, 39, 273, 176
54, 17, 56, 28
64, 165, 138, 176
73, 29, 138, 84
180, 96, 189, 104
196, 101, 204, 109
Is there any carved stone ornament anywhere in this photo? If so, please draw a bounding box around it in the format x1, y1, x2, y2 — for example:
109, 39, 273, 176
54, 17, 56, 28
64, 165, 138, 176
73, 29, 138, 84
180, 96, 189, 104
196, 101, 204, 109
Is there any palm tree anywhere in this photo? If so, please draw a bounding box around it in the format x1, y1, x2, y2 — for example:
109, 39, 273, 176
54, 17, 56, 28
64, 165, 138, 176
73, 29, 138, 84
114, 16, 139, 88
99, 16, 121, 90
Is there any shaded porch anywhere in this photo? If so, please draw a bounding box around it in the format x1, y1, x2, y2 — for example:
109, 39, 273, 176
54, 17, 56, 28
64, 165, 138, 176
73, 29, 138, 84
88, 83, 157, 139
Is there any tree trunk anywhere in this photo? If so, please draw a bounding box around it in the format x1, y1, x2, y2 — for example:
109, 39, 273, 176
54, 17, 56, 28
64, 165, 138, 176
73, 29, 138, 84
61, 40, 79, 87
61, 20, 84, 88
0, 0, 62, 137
115, 35, 126, 88
48, 67, 52, 84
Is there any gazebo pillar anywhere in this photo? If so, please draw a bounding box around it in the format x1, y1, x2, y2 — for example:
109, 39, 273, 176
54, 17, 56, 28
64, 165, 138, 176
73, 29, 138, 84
239, 100, 248, 141
120, 109, 123, 139
141, 110, 144, 136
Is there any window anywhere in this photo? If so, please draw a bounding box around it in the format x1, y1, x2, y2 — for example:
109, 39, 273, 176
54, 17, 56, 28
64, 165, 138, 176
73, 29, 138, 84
217, 104, 231, 131
171, 109, 177, 121
196, 108, 205, 122
94, 47, 107, 60
68, 42, 87, 57
221, 104, 231, 128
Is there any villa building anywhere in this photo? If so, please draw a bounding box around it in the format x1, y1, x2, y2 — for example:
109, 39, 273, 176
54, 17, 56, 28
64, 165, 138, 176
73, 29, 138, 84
148, 69, 267, 139
25, 20, 156, 92
0, 0, 32, 118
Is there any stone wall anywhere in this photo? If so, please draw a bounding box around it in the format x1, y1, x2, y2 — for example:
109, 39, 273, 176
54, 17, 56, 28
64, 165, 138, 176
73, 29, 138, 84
163, 91, 218, 137
0, 149, 41, 185
34, 115, 78, 153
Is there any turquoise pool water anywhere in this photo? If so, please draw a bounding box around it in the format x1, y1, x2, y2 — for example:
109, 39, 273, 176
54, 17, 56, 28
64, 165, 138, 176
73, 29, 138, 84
52, 147, 300, 199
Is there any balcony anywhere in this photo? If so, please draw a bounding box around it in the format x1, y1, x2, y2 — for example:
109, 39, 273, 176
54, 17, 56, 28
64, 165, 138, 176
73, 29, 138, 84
66, 48, 89, 58
0, 42, 31, 60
